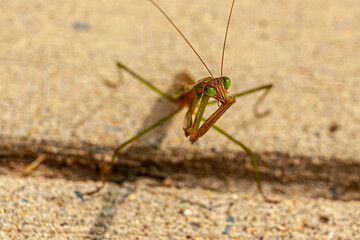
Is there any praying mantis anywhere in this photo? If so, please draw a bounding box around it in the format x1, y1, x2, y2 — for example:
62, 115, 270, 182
87, 0, 277, 203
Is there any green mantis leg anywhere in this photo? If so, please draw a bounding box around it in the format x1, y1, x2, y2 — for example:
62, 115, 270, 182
208, 84, 273, 117
117, 62, 176, 103
204, 84, 276, 202
85, 109, 179, 195
208, 123, 278, 203
85, 62, 180, 195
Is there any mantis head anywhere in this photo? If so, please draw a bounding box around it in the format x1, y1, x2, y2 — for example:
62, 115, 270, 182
203, 76, 231, 104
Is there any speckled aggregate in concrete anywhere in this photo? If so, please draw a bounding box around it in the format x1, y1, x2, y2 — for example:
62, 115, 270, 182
1, 0, 360, 239
1, 175, 359, 239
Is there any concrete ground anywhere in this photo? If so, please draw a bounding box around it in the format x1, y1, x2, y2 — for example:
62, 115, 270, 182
1, 0, 360, 239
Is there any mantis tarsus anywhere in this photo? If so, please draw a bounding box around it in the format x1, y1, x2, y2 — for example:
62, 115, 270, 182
86, 0, 277, 203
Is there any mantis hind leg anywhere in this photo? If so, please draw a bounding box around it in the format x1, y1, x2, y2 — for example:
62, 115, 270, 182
84, 62, 181, 195
210, 123, 278, 203
207, 84, 277, 202
85, 109, 180, 195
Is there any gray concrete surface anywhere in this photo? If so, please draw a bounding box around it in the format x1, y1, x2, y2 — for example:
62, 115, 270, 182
1, 176, 360, 239
1, 0, 360, 239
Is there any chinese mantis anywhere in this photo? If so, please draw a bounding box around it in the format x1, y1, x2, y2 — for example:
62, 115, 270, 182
87, 0, 276, 202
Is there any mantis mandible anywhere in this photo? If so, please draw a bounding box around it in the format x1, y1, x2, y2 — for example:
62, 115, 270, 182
87, 0, 276, 203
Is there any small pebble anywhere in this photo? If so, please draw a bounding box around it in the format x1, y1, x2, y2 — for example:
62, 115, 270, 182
183, 209, 192, 216
120, 187, 128, 195
74, 190, 84, 201
128, 194, 136, 200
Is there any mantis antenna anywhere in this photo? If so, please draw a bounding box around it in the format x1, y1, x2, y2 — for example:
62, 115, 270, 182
221, 0, 236, 77
147, 0, 214, 79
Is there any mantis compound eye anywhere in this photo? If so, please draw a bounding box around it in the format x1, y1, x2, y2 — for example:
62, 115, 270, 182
223, 76, 231, 89
204, 85, 216, 97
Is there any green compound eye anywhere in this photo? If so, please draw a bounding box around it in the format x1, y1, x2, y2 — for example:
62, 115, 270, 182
223, 77, 231, 89
204, 85, 216, 97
